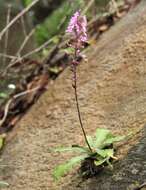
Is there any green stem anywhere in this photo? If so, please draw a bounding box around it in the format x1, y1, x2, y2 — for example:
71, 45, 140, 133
72, 62, 92, 152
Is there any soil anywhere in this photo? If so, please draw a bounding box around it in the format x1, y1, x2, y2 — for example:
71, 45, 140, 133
1, 1, 146, 190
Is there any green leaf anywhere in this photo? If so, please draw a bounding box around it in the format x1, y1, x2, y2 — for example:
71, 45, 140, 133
94, 128, 111, 148
0, 181, 9, 187
60, 47, 75, 54
94, 150, 114, 167
51, 36, 60, 44
96, 149, 114, 158
49, 67, 61, 74
87, 135, 94, 148
53, 155, 87, 180
106, 149, 114, 157
54, 146, 89, 154
23, 0, 32, 6
0, 137, 4, 150
93, 129, 125, 149
0, 92, 8, 99
103, 135, 125, 146
35, 0, 85, 45
106, 158, 113, 169
94, 158, 107, 166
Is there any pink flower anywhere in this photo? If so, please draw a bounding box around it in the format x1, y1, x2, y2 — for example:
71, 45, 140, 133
66, 11, 87, 43
66, 11, 80, 33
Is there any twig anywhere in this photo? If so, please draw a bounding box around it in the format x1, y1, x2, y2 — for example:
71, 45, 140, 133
0, 35, 54, 76
0, 53, 17, 60
111, 0, 120, 15
0, 0, 40, 41
3, 4, 11, 65
133, 182, 146, 190
8, 28, 36, 68
21, 16, 27, 37
18, 28, 36, 55
0, 53, 19, 76
81, 0, 95, 15
0, 86, 41, 127
13, 86, 40, 99
0, 99, 12, 128
7, 37, 53, 67
22, 37, 53, 58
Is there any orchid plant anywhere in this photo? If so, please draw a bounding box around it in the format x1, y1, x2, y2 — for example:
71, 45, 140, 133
53, 11, 125, 180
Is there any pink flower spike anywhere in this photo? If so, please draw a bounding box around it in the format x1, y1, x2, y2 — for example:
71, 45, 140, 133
66, 11, 88, 44
66, 11, 80, 33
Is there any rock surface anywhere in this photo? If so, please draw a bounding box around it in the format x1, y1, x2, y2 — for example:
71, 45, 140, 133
1, 1, 146, 190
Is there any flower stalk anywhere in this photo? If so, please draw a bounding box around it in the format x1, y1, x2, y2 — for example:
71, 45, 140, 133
72, 53, 92, 152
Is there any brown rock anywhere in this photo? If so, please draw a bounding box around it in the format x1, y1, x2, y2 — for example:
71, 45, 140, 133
1, 1, 146, 189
